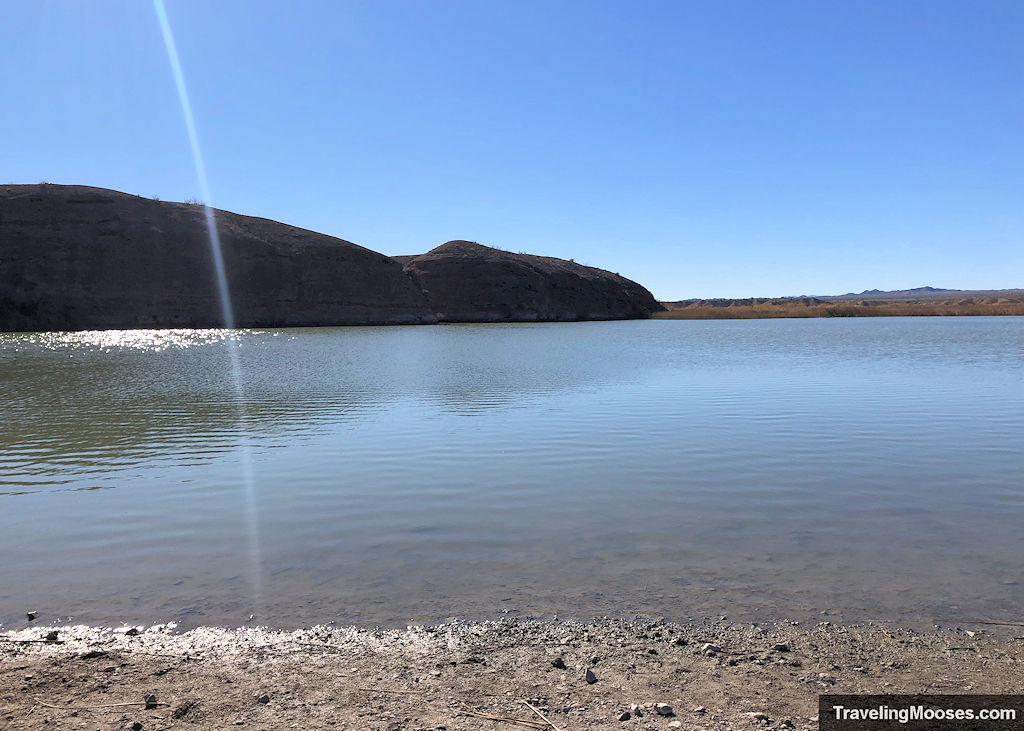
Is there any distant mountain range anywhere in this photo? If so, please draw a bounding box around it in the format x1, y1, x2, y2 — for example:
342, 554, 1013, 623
823, 286, 1022, 301
666, 287, 1023, 307
659, 286, 1024, 319
831, 284, 958, 296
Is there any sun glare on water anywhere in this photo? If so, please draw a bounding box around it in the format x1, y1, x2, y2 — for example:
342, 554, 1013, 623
20, 328, 240, 352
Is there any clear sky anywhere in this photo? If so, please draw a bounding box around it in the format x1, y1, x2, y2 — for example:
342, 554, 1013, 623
4, 1, 1022, 299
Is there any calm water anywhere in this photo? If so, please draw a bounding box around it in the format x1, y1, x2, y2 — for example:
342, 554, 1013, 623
1, 318, 1022, 629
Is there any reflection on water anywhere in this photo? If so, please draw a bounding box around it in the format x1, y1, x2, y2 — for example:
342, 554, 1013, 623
1, 318, 1022, 628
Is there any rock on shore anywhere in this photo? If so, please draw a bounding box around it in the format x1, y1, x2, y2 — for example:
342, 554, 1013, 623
1, 184, 662, 331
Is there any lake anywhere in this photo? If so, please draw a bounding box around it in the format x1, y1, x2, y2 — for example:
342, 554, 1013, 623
1, 317, 1022, 629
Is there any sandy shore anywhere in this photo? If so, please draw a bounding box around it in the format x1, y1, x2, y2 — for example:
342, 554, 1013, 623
2, 618, 1022, 730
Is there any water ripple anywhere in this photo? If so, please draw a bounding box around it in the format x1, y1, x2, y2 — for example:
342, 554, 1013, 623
1, 318, 1023, 627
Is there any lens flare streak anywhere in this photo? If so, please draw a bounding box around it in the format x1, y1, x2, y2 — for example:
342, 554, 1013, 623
153, 0, 264, 617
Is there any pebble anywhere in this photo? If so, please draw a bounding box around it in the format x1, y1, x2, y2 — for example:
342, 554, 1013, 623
144, 694, 158, 710
26, 612, 37, 621
256, 693, 270, 704
745, 712, 770, 722
668, 722, 682, 728
655, 704, 675, 716
702, 643, 722, 655
617, 711, 631, 721
692, 706, 707, 713
45, 630, 59, 643
773, 642, 790, 652
585, 669, 597, 684
131, 723, 143, 731
551, 657, 566, 669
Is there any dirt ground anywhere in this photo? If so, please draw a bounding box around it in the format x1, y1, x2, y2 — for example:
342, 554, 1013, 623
2, 618, 1022, 730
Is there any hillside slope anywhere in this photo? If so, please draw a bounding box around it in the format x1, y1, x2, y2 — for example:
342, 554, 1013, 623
402, 240, 664, 322
0, 184, 436, 331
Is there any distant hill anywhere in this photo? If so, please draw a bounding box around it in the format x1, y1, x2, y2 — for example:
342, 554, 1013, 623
658, 287, 1024, 320
665, 287, 1024, 307
830, 286, 962, 300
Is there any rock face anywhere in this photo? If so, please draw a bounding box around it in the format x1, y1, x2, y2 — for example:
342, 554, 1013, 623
400, 240, 663, 322
1, 185, 662, 331
0, 184, 436, 331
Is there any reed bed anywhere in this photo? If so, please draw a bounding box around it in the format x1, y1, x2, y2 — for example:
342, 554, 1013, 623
654, 300, 1024, 319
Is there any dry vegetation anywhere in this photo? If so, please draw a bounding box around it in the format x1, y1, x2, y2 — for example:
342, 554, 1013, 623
656, 296, 1024, 320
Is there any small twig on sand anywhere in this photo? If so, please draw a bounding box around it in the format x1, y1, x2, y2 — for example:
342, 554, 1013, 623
459, 706, 549, 729
0, 637, 64, 644
521, 699, 564, 731
355, 687, 425, 695
32, 698, 169, 711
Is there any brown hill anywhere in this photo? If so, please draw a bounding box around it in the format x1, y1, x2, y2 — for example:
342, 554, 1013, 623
401, 240, 663, 322
1, 184, 661, 331
0, 184, 437, 331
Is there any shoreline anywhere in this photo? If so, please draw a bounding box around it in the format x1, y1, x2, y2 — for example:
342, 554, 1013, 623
3, 618, 1022, 730
654, 302, 1024, 320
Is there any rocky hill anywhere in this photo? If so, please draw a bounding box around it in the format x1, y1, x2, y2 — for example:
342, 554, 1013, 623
0, 184, 661, 331
400, 240, 663, 322
0, 184, 436, 331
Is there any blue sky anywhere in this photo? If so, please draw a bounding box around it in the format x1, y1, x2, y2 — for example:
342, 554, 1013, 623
4, 1, 1022, 298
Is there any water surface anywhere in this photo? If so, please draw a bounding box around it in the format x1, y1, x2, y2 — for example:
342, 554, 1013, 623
1, 318, 1021, 628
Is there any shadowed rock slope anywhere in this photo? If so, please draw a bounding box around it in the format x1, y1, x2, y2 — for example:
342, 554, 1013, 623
1, 185, 661, 331
400, 240, 663, 322
0, 184, 436, 331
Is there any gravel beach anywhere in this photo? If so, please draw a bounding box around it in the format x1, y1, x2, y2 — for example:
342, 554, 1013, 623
3, 617, 1022, 730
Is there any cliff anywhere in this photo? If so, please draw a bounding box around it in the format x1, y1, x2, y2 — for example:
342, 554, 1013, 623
0, 184, 662, 331
0, 184, 436, 330
401, 240, 663, 322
